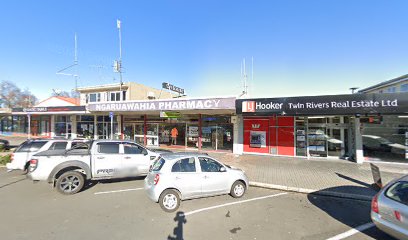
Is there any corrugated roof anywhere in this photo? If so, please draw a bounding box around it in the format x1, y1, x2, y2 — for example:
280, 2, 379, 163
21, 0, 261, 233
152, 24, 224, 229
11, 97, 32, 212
359, 74, 408, 93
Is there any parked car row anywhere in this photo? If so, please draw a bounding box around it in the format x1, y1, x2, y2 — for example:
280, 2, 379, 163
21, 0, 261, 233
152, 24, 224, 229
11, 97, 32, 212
4, 138, 248, 212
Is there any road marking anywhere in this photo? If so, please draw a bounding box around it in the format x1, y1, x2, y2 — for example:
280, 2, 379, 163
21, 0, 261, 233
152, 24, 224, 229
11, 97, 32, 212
326, 222, 375, 240
183, 192, 288, 216
94, 188, 143, 195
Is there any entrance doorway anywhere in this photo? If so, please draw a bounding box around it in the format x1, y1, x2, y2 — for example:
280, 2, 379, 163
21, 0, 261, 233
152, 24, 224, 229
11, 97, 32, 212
307, 116, 352, 159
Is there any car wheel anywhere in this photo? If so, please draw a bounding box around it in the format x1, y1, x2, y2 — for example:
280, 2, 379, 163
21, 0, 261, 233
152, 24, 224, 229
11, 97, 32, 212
230, 181, 246, 198
56, 171, 85, 195
159, 189, 180, 212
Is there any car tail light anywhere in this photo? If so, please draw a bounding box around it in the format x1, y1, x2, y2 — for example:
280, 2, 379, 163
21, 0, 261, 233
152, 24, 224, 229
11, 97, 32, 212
371, 194, 379, 214
153, 174, 160, 185
10, 153, 14, 162
28, 159, 38, 172
395, 211, 402, 221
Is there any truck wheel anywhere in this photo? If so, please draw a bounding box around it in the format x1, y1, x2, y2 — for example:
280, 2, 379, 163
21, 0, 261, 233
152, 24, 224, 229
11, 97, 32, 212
56, 171, 85, 195
159, 189, 180, 212
230, 181, 246, 198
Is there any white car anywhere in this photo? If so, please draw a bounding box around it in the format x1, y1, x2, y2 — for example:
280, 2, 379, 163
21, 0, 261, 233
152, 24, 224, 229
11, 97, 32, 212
144, 153, 249, 212
7, 139, 89, 171
27, 140, 161, 194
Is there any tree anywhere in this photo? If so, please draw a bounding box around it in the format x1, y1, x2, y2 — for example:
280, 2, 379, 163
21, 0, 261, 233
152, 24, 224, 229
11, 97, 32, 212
0, 81, 38, 108
51, 89, 79, 98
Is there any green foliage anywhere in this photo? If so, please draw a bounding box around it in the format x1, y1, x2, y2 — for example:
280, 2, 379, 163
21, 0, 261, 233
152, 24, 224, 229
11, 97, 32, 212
0, 154, 11, 165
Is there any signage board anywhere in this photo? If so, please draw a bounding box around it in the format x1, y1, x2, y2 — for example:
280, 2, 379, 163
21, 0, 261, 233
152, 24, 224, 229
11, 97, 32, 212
13, 106, 86, 113
237, 93, 408, 115
162, 82, 185, 94
88, 97, 236, 112
160, 111, 181, 118
370, 163, 383, 188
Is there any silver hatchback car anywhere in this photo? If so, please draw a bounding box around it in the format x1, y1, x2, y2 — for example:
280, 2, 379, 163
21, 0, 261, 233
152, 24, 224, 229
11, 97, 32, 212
371, 175, 408, 240
144, 153, 249, 212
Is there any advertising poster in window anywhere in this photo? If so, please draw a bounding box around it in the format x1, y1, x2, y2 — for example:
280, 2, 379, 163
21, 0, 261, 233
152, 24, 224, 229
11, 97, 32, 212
250, 131, 266, 148
188, 126, 199, 137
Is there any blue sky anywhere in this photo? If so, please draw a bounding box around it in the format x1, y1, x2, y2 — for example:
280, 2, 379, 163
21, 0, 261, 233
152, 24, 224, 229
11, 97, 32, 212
1, 1, 408, 101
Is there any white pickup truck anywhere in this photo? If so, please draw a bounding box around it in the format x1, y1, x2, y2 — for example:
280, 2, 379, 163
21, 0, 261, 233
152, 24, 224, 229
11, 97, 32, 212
27, 140, 166, 194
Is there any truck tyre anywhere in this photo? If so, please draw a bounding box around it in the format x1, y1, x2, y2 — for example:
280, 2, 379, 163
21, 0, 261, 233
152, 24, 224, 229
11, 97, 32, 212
159, 189, 180, 212
56, 171, 85, 195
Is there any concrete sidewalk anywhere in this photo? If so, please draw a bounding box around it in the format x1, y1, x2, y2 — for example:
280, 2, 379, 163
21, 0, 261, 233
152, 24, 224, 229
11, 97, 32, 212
209, 152, 407, 201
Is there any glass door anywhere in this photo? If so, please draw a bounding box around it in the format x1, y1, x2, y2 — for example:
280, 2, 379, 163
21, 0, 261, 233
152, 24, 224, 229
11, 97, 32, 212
308, 126, 327, 157
134, 123, 145, 145
327, 128, 342, 157
123, 123, 134, 140
146, 123, 159, 147
186, 124, 199, 149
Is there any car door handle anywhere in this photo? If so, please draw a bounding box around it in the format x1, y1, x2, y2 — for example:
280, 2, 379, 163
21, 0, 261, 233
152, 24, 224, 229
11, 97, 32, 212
203, 175, 209, 179
124, 157, 131, 159
175, 176, 181, 180
97, 157, 105, 159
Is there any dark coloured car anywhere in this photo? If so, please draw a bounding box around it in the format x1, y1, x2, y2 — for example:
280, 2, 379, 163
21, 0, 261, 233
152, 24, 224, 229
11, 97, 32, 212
0, 139, 10, 150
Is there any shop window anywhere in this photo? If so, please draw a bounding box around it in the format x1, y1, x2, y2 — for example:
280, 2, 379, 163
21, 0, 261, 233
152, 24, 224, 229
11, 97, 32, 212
388, 87, 397, 93
89, 93, 101, 103
361, 115, 408, 163
401, 84, 408, 93
109, 91, 121, 101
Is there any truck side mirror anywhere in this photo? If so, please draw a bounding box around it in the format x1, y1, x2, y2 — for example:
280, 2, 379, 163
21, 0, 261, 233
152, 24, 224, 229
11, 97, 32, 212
142, 149, 148, 156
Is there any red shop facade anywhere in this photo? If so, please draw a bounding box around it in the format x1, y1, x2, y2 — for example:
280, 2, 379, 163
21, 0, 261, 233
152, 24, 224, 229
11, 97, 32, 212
244, 116, 295, 156
236, 93, 408, 161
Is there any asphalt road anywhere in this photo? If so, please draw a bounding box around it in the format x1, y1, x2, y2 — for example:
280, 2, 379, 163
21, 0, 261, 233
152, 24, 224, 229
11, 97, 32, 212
0, 168, 396, 240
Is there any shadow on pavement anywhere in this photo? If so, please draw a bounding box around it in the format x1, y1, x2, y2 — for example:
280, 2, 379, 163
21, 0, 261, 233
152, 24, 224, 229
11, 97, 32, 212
335, 172, 374, 188
308, 185, 396, 240
80, 176, 146, 192
0, 178, 26, 189
168, 211, 187, 240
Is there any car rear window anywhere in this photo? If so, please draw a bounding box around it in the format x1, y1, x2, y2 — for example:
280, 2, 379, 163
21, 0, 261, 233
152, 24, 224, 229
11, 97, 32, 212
49, 142, 68, 150
151, 158, 165, 172
385, 181, 408, 206
15, 141, 48, 152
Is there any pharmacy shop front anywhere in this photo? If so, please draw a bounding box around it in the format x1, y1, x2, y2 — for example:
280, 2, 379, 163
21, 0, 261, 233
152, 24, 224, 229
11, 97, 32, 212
87, 97, 237, 152
236, 93, 408, 163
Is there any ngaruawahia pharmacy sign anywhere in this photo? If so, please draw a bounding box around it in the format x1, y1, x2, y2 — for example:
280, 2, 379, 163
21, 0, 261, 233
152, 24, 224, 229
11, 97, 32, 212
87, 97, 235, 112
236, 93, 408, 115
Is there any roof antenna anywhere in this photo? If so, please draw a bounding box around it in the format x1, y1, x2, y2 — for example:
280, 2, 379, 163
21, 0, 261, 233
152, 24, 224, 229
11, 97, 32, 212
239, 58, 249, 98
56, 33, 79, 103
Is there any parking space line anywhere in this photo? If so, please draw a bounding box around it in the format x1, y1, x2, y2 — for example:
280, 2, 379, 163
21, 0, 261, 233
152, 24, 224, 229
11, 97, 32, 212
184, 192, 288, 216
94, 188, 144, 195
326, 222, 375, 240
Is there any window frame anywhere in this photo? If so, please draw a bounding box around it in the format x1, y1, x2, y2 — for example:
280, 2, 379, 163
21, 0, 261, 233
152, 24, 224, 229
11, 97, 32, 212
123, 143, 144, 155
171, 157, 197, 173
96, 142, 120, 154
49, 141, 68, 150
198, 157, 224, 173
385, 181, 408, 206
